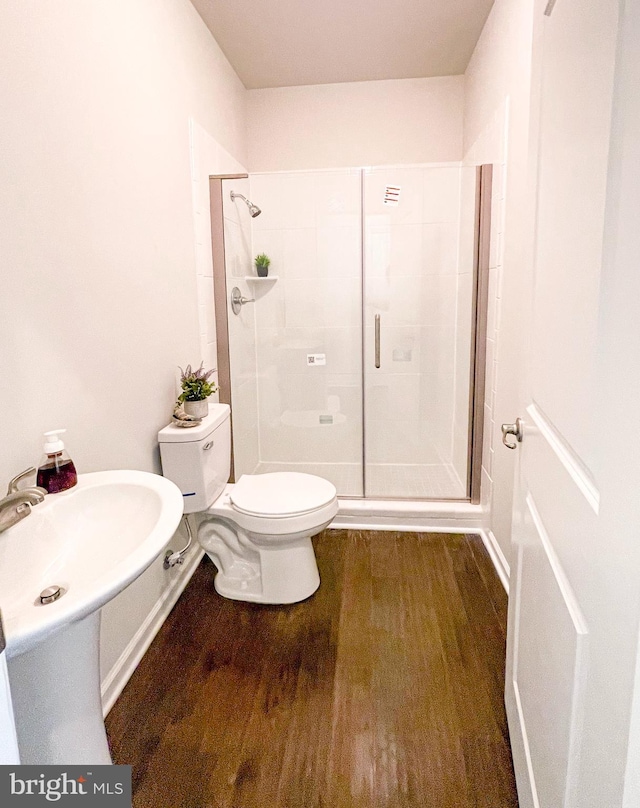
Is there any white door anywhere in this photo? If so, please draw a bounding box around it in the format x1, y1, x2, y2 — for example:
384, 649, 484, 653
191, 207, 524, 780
505, 2, 640, 808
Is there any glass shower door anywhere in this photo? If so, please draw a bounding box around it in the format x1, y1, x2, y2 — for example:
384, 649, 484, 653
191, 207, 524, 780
247, 169, 364, 496
363, 165, 477, 499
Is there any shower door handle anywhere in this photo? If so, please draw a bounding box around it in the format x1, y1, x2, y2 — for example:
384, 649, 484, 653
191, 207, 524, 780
374, 314, 381, 368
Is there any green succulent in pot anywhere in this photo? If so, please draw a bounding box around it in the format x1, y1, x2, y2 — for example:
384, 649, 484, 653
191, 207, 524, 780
254, 252, 271, 277
177, 363, 217, 420
178, 363, 216, 401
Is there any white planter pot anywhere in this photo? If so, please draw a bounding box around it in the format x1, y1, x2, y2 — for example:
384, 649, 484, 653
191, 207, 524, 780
183, 400, 208, 419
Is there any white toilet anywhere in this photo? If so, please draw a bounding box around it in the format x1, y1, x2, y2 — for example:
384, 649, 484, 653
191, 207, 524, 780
158, 403, 338, 604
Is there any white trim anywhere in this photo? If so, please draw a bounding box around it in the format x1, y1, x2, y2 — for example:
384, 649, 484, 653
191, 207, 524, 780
249, 161, 463, 177
101, 547, 205, 716
511, 543, 524, 682
479, 529, 510, 593
525, 493, 588, 636
524, 493, 589, 808
527, 403, 600, 514
513, 679, 542, 808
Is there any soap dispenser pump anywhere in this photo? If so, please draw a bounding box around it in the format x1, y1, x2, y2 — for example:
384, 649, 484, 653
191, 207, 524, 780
37, 429, 78, 493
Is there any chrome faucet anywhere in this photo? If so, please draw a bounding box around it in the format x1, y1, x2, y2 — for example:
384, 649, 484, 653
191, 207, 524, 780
0, 467, 47, 534
7, 466, 42, 495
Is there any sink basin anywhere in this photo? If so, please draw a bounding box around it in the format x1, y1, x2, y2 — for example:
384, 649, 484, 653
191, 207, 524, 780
2, 470, 184, 764
1, 470, 183, 659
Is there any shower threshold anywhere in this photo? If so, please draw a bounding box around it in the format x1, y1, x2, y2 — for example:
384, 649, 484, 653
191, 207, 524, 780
332, 497, 484, 533
254, 461, 471, 507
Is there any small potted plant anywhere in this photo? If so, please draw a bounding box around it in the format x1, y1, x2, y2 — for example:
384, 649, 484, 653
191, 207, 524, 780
254, 252, 271, 277
178, 362, 217, 419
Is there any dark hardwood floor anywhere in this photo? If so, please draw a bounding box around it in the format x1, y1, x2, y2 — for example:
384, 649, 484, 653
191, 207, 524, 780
106, 530, 519, 808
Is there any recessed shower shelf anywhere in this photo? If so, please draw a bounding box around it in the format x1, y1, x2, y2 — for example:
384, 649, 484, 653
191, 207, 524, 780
244, 275, 279, 282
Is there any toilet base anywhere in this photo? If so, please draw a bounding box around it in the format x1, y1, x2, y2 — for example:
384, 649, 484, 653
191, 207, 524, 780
199, 518, 323, 604
211, 544, 320, 604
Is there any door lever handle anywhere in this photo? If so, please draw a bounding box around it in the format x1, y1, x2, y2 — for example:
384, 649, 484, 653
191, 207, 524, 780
501, 418, 524, 449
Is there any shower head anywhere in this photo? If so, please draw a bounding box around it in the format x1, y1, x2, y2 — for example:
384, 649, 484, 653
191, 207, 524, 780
230, 191, 261, 218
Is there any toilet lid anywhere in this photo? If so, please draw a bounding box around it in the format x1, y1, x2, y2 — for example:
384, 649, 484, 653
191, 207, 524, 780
229, 472, 337, 517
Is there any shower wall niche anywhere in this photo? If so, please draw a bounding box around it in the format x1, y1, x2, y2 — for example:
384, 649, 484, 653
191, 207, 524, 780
220, 164, 481, 500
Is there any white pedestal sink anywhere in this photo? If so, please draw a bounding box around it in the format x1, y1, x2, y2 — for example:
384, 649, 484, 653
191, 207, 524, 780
0, 470, 184, 764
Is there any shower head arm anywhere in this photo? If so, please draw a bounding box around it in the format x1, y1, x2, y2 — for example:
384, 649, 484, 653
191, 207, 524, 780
230, 190, 261, 217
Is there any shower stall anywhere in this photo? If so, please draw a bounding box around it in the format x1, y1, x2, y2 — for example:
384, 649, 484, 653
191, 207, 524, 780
211, 164, 488, 501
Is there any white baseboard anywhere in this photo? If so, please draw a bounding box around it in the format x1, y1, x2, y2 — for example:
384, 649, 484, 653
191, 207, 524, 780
101, 547, 204, 716
479, 528, 510, 593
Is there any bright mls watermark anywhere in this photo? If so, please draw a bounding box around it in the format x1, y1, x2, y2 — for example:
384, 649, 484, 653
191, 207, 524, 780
0, 766, 131, 805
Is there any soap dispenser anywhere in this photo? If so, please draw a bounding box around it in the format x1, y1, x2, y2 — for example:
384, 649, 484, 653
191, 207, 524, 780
37, 429, 78, 493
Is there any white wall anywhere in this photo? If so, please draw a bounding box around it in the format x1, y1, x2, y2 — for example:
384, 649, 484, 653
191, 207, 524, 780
0, 0, 246, 705
463, 0, 535, 570
246, 76, 464, 171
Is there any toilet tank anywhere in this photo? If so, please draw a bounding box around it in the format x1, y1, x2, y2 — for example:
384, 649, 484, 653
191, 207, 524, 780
158, 403, 231, 514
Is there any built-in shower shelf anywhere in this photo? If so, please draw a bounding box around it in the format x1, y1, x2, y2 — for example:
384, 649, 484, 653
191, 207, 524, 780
244, 275, 279, 282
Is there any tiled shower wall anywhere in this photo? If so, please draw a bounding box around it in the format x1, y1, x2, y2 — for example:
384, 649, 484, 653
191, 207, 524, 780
249, 170, 363, 493
222, 179, 260, 476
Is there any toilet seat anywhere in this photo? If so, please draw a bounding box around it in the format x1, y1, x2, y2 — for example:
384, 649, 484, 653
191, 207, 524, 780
207, 473, 338, 540
229, 472, 337, 518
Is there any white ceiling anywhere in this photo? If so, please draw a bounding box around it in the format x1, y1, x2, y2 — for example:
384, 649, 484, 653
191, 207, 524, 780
190, 0, 495, 90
